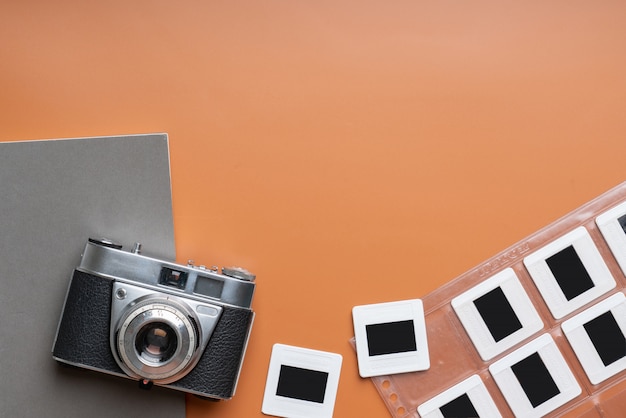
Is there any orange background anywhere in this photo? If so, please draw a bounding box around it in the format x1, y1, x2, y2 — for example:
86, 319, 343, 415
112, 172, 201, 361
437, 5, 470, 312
2, 2, 626, 417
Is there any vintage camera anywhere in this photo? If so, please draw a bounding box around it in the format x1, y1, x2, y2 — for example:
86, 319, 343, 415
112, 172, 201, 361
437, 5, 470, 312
52, 238, 256, 400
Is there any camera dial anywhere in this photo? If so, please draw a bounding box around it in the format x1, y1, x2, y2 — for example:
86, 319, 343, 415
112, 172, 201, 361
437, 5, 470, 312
222, 266, 256, 282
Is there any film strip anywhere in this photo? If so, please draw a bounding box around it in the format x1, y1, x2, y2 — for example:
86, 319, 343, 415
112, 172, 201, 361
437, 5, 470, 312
352, 181, 626, 417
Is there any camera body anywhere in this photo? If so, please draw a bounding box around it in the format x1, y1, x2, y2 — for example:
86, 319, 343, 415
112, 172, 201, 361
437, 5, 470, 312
53, 238, 256, 400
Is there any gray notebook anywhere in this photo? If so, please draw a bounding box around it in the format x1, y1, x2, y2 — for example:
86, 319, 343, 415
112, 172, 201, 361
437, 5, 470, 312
0, 134, 185, 417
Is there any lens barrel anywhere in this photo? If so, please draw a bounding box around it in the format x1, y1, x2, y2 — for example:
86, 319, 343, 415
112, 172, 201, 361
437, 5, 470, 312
116, 298, 198, 383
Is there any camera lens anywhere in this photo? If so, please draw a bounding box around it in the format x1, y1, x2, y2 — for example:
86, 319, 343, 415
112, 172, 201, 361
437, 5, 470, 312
136, 323, 178, 363
115, 297, 199, 383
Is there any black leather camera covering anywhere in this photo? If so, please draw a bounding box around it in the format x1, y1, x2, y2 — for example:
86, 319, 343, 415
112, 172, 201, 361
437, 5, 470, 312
53, 270, 254, 399
53, 271, 122, 374
172, 304, 254, 398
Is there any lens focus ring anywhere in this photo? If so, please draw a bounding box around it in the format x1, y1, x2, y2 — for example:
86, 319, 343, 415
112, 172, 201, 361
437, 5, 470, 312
116, 299, 198, 383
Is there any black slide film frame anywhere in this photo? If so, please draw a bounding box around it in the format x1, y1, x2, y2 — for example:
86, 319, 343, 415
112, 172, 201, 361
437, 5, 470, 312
358, 181, 626, 418
439, 393, 478, 418
473, 286, 523, 343
262, 344, 342, 418
545, 245, 595, 301
366, 320, 417, 356
352, 299, 429, 378
450, 267, 544, 362
416, 374, 502, 418
510, 352, 560, 408
561, 292, 626, 385
276, 365, 328, 403
488, 334, 581, 417
583, 311, 626, 367
523, 225, 616, 320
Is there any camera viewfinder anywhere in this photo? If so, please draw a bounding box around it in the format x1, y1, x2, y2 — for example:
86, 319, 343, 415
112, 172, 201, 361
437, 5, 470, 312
159, 267, 188, 290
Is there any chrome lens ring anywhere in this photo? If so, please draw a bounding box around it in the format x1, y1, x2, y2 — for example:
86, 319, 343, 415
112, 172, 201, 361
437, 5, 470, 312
117, 299, 197, 383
